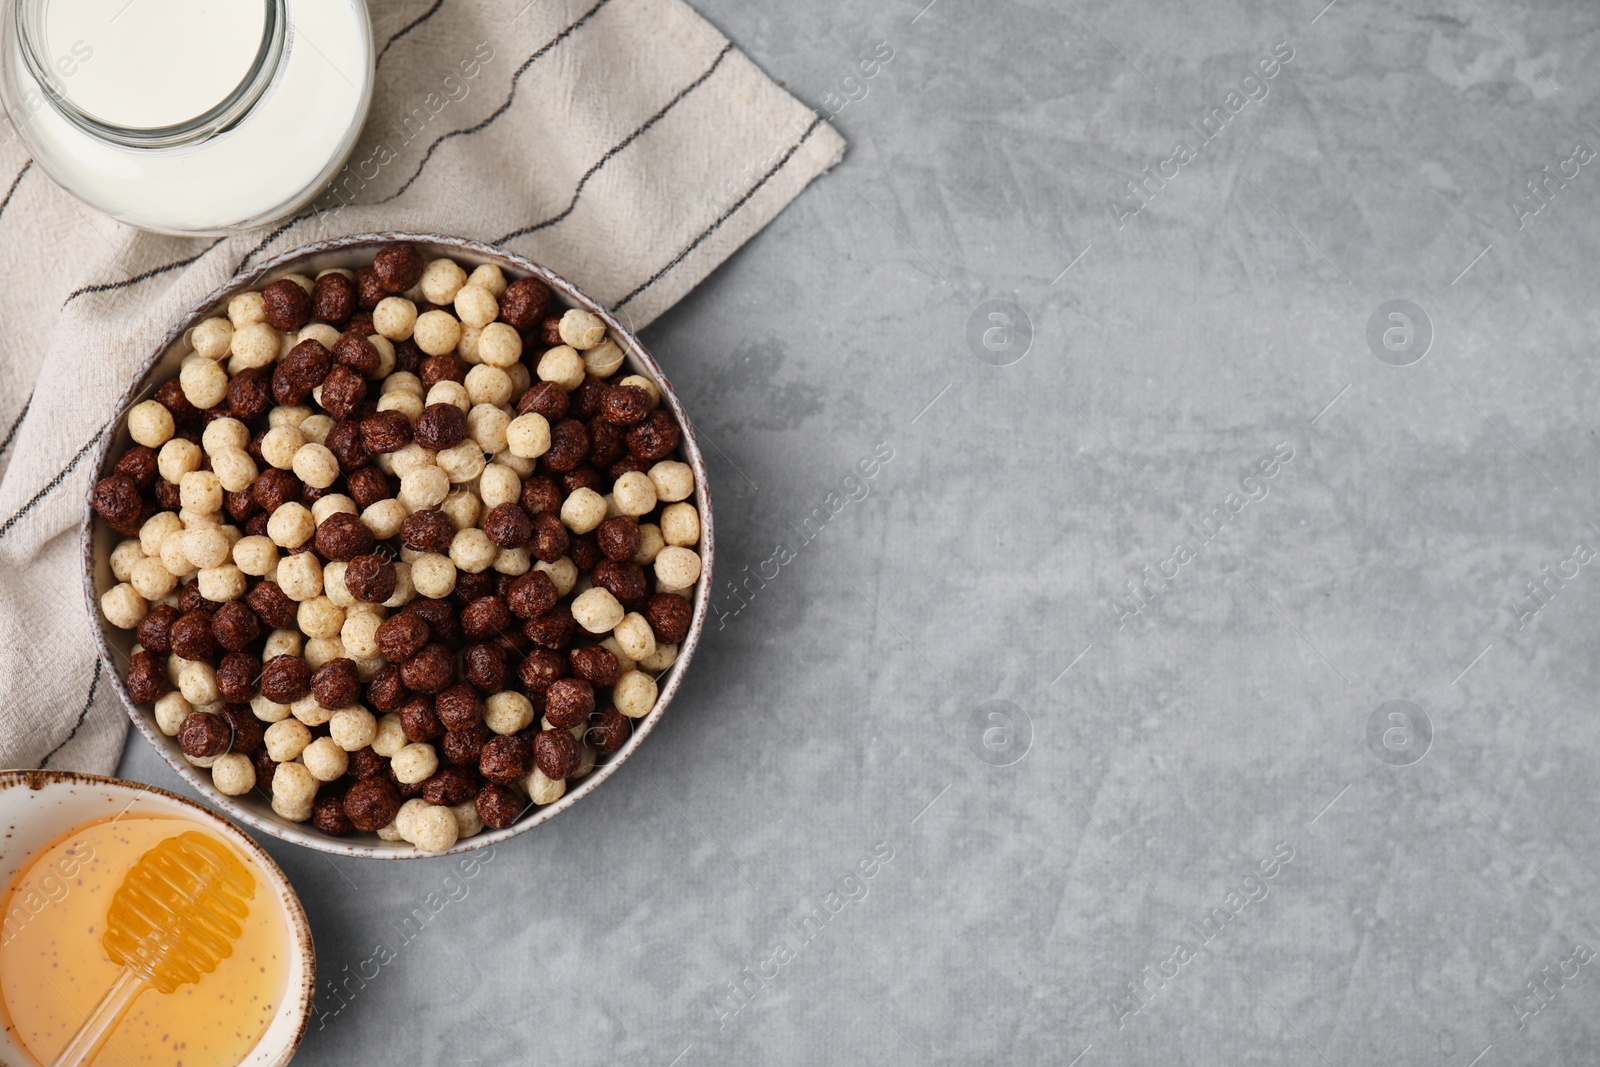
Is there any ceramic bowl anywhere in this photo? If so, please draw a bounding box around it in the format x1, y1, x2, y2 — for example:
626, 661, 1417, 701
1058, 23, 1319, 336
0, 770, 314, 1065
82, 233, 713, 859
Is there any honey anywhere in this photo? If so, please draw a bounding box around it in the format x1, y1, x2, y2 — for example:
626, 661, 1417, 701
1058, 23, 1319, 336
0, 815, 290, 1066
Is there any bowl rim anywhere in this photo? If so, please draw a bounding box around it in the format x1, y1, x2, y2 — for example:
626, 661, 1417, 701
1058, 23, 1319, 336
81, 232, 714, 860
0, 768, 315, 1065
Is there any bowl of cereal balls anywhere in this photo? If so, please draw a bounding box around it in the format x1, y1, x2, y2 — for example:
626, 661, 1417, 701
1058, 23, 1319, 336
83, 234, 712, 857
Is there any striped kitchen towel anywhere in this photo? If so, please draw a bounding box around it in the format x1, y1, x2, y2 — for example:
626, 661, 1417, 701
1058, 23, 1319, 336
0, 0, 843, 774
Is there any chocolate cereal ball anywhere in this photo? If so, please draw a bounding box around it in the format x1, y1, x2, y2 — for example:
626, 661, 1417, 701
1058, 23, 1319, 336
400, 510, 454, 554
600, 384, 652, 426
592, 560, 647, 605
532, 727, 581, 780
414, 403, 467, 450
360, 409, 412, 454
520, 475, 562, 516
315, 512, 375, 562
313, 791, 354, 836
529, 512, 569, 563
645, 593, 693, 644
498, 277, 550, 330
319, 364, 367, 421
312, 657, 361, 709
179, 712, 233, 759
460, 596, 512, 640
517, 380, 568, 422
246, 580, 298, 630
543, 678, 594, 729
400, 643, 455, 694
373, 243, 424, 293
114, 446, 159, 489
170, 610, 217, 663
475, 782, 524, 829
345, 554, 397, 604
461, 642, 507, 693
347, 746, 388, 779
333, 332, 381, 377
216, 651, 260, 703
222, 703, 265, 755
586, 706, 631, 754
262, 278, 312, 331
365, 665, 411, 713
569, 645, 620, 688
505, 571, 558, 620
407, 598, 458, 644
422, 765, 479, 806
479, 734, 533, 784
259, 654, 312, 703
400, 695, 443, 742
91, 475, 143, 535
517, 648, 566, 693
312, 272, 358, 325
346, 466, 392, 509
595, 516, 642, 562
441, 722, 491, 766
126, 651, 168, 704
135, 604, 181, 655
374, 613, 432, 663
343, 777, 401, 832
482, 503, 533, 549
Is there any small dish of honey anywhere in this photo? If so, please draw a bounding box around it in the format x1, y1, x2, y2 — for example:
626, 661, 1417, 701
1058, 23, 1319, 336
0, 771, 313, 1066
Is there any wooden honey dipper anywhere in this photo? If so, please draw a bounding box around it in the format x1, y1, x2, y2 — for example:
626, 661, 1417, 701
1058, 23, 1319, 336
49, 830, 255, 1067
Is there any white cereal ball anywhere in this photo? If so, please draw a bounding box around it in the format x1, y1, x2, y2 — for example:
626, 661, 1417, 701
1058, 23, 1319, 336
271, 762, 318, 821
377, 391, 424, 424
229, 321, 280, 369
560, 487, 606, 534
178, 660, 220, 705
200, 417, 248, 456
260, 426, 305, 469
100, 582, 148, 629
649, 461, 695, 503
525, 768, 565, 805
178, 507, 221, 529
298, 323, 341, 350
399, 465, 450, 510
534, 557, 578, 597
437, 441, 486, 484
298, 414, 333, 445
451, 801, 484, 839
276, 551, 323, 601
268, 405, 311, 430
310, 499, 357, 531
660, 502, 701, 547
302, 737, 349, 782
251, 692, 291, 723
190, 317, 233, 359
454, 284, 499, 328
600, 636, 636, 676
110, 539, 145, 583
375, 819, 405, 842
449, 528, 498, 574
613, 612, 656, 662
383, 561, 416, 608
492, 450, 535, 477
211, 753, 256, 796
602, 493, 623, 520
466, 263, 506, 297
618, 374, 661, 408
139, 511, 184, 557
478, 463, 520, 510
536, 345, 585, 390
211, 447, 257, 493
128, 555, 178, 600
464, 365, 512, 408
153, 691, 193, 736
474, 322, 521, 369
639, 642, 679, 672
267, 502, 315, 548
160, 533, 197, 578
613, 670, 658, 719
484, 691, 534, 735
373, 296, 418, 341
457, 324, 483, 364
654, 546, 701, 591
303, 637, 345, 671
297, 595, 346, 640
372, 712, 408, 757
572, 587, 624, 634
197, 564, 246, 603
228, 290, 267, 327
411, 553, 458, 598
506, 363, 531, 399
383, 371, 424, 398
329, 705, 378, 752
264, 718, 312, 763
419, 258, 468, 304
179, 357, 229, 409
262, 628, 303, 660
493, 546, 531, 576
290, 692, 333, 726
583, 338, 626, 378
177, 470, 221, 515
558, 308, 608, 350
441, 489, 481, 531
361, 499, 408, 540
409, 804, 459, 853
612, 471, 657, 517
127, 400, 175, 448
390, 441, 438, 477
156, 438, 201, 484
292, 443, 339, 489
504, 413, 550, 459
425, 380, 471, 414
634, 523, 664, 565
572, 743, 597, 779
392, 742, 439, 784
413, 309, 463, 357
340, 608, 382, 658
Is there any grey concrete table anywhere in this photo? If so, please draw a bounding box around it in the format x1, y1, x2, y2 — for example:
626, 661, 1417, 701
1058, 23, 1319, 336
117, 0, 1600, 1062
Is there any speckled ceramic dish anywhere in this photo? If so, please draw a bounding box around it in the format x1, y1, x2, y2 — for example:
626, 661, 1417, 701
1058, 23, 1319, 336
81, 233, 714, 859
0, 770, 314, 1064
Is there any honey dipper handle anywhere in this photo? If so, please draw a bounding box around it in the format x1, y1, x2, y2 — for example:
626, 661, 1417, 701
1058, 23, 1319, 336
49, 968, 148, 1067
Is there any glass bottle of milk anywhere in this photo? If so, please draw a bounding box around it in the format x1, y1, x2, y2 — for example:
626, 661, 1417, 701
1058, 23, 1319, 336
0, 0, 372, 234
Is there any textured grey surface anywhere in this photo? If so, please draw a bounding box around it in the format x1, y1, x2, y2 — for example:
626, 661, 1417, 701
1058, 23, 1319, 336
116, 0, 1600, 1062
